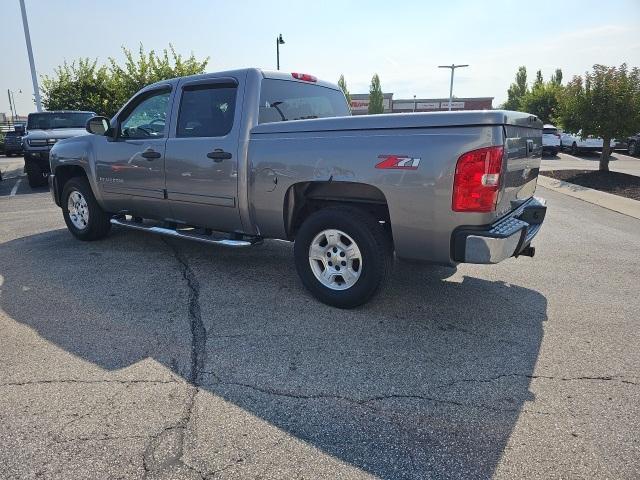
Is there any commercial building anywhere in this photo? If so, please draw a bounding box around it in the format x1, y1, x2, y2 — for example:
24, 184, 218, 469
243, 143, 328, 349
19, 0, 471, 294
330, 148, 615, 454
349, 93, 493, 115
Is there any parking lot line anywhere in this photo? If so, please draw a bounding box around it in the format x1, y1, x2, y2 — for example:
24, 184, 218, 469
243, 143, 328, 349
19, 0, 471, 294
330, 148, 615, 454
9, 178, 22, 197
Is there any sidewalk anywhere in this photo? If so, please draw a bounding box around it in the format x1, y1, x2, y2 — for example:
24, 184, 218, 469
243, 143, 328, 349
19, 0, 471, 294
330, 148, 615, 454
538, 175, 640, 220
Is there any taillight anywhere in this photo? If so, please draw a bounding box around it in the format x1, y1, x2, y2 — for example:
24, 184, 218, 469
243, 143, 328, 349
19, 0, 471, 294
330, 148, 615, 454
452, 146, 504, 212
291, 72, 317, 82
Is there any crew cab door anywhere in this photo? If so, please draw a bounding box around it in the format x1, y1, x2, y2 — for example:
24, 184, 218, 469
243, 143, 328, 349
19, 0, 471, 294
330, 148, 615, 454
95, 86, 172, 218
164, 76, 243, 231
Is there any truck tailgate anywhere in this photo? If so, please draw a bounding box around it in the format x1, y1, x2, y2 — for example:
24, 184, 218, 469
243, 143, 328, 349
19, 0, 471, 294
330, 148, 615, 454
496, 124, 542, 219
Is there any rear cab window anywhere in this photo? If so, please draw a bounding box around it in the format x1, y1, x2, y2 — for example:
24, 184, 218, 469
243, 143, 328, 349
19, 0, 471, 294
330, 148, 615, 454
543, 127, 558, 135
258, 79, 350, 124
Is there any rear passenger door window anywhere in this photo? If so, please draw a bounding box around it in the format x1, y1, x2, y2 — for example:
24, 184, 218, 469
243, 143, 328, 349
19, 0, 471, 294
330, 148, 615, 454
177, 85, 237, 138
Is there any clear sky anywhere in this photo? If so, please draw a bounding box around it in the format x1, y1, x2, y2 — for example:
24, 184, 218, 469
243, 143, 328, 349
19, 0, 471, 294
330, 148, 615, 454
1, 0, 639, 115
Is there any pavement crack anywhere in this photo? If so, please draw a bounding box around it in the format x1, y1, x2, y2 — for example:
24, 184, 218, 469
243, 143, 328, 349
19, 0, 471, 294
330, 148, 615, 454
163, 239, 206, 385
142, 385, 202, 479
207, 379, 550, 415
0, 379, 179, 388
142, 240, 207, 479
434, 373, 637, 389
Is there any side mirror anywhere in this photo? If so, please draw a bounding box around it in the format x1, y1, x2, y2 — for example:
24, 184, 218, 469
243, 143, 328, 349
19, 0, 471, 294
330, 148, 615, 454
86, 116, 111, 136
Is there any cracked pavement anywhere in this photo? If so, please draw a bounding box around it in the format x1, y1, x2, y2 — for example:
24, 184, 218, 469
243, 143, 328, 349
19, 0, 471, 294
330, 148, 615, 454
1, 165, 639, 479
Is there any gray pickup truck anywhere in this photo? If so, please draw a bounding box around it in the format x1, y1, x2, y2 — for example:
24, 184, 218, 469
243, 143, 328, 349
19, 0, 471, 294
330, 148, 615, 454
49, 68, 546, 307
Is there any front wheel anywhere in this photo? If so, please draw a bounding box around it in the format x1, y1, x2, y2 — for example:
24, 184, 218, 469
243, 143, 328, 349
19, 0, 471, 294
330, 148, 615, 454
629, 141, 638, 157
61, 176, 111, 241
571, 142, 578, 155
294, 207, 392, 308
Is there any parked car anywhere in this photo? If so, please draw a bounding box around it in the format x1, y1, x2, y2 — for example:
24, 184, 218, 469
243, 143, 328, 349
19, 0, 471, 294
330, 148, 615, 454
542, 124, 560, 155
612, 138, 628, 151
49, 69, 546, 308
3, 131, 24, 156
22, 110, 95, 187
560, 131, 615, 154
627, 133, 640, 157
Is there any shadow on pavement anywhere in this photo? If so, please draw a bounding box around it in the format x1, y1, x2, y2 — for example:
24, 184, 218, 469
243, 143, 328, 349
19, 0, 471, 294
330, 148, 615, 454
0, 228, 547, 479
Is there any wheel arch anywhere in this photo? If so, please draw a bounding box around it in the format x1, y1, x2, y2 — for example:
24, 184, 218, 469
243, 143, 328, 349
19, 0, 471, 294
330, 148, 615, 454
52, 164, 89, 206
283, 181, 392, 244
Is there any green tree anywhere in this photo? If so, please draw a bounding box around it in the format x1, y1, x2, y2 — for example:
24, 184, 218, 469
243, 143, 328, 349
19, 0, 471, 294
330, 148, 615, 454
534, 69, 544, 89
107, 44, 208, 115
337, 74, 351, 106
41, 58, 111, 114
502, 66, 528, 110
41, 44, 209, 117
520, 82, 561, 124
556, 64, 640, 171
368, 74, 384, 114
550, 68, 563, 86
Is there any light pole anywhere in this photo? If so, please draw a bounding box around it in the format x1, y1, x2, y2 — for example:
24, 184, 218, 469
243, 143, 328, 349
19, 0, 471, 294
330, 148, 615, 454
276, 34, 285, 71
19, 0, 42, 112
438, 64, 468, 111
8, 89, 21, 122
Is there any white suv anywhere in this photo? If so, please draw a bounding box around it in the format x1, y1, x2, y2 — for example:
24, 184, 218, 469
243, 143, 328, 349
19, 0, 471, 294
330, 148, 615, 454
542, 124, 560, 155
560, 130, 615, 154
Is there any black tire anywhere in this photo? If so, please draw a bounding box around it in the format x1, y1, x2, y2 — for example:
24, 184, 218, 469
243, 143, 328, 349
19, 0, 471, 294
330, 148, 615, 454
294, 206, 392, 308
571, 142, 578, 155
61, 176, 111, 241
25, 161, 47, 188
629, 141, 638, 157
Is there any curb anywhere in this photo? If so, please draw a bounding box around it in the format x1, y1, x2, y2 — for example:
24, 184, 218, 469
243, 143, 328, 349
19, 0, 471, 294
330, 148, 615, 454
537, 175, 640, 220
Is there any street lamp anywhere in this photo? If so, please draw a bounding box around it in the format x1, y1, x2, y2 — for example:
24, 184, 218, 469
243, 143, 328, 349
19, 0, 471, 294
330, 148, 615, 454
276, 34, 285, 71
438, 64, 469, 111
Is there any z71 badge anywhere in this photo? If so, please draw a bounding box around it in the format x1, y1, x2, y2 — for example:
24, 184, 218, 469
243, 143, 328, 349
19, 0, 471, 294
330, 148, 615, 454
375, 155, 421, 170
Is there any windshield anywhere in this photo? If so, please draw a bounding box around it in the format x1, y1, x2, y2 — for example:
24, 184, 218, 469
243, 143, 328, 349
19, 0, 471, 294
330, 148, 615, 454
259, 79, 350, 124
543, 128, 558, 134
27, 112, 94, 130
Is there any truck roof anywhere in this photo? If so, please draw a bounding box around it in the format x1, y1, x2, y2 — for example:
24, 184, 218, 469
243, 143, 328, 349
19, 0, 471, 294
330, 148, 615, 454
144, 68, 341, 92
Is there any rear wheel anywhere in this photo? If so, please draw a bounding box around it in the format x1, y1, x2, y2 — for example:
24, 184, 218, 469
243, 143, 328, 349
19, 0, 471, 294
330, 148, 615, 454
294, 207, 392, 308
25, 161, 47, 188
571, 142, 578, 155
61, 176, 111, 241
629, 141, 638, 157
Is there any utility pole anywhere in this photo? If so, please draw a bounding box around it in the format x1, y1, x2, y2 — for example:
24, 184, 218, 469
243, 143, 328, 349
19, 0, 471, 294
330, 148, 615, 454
19, 0, 42, 112
413, 95, 417, 113
276, 34, 285, 71
8, 90, 16, 122
10, 90, 19, 121
438, 64, 468, 111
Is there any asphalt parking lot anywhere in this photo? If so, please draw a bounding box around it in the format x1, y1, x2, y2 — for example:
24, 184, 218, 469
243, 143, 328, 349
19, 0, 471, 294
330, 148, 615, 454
1, 154, 639, 479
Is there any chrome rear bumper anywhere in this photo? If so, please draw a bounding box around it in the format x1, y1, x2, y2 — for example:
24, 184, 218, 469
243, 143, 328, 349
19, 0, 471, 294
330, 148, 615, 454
453, 197, 546, 264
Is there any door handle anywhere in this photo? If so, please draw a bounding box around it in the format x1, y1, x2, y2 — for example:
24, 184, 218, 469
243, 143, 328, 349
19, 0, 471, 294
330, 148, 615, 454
141, 149, 161, 160
207, 149, 232, 162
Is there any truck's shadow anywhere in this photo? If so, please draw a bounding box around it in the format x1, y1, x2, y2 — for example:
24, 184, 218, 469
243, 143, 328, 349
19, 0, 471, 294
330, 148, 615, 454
0, 228, 547, 479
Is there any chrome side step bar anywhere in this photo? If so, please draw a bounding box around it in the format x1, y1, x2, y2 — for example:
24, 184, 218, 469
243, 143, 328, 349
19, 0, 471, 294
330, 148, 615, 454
110, 218, 260, 248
